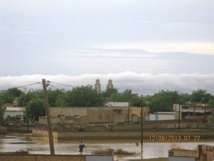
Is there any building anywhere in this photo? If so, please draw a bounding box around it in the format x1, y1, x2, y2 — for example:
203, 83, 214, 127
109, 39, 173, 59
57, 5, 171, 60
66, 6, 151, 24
106, 79, 113, 89
94, 79, 101, 93
169, 144, 214, 161
39, 106, 148, 125
149, 112, 178, 121
4, 107, 25, 121
105, 102, 129, 107
173, 104, 213, 121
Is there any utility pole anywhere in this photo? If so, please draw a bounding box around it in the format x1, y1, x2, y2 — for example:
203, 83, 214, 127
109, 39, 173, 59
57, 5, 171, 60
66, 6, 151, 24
178, 104, 180, 131
42, 79, 55, 155
140, 95, 143, 160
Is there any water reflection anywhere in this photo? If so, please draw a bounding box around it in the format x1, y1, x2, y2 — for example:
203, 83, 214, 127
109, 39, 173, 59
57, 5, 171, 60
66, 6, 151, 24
0, 133, 214, 160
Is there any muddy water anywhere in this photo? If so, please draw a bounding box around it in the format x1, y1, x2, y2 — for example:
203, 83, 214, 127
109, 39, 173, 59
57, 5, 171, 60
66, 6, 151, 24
0, 133, 214, 161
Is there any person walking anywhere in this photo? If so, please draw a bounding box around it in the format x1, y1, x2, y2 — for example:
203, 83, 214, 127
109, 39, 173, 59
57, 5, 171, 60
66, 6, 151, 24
79, 141, 86, 152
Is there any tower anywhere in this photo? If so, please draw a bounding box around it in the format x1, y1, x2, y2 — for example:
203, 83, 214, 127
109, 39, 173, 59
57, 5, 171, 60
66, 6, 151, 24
94, 79, 101, 93
106, 79, 113, 89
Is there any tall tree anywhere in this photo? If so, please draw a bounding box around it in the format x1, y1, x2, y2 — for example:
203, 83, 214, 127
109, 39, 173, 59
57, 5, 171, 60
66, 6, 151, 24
190, 89, 213, 103
18, 90, 43, 106
102, 88, 118, 98
65, 86, 104, 107
147, 90, 180, 113
25, 98, 45, 121
48, 89, 66, 107
0, 99, 5, 125
111, 89, 142, 106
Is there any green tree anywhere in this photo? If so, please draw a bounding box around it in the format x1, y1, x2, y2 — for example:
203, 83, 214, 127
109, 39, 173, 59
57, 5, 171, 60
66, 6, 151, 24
102, 88, 118, 98
18, 90, 43, 106
0, 99, 5, 125
0, 90, 14, 104
190, 89, 213, 103
208, 99, 214, 107
8, 88, 23, 97
65, 86, 103, 107
147, 90, 180, 113
111, 89, 142, 106
25, 98, 46, 121
48, 89, 66, 107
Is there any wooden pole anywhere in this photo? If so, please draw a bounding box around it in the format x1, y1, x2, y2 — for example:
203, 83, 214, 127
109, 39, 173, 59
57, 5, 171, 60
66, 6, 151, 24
141, 95, 143, 160
42, 79, 55, 155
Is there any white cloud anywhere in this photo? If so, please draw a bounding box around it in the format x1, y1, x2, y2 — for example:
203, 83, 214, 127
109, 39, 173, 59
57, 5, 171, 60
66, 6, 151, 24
92, 42, 214, 55
1, 72, 214, 95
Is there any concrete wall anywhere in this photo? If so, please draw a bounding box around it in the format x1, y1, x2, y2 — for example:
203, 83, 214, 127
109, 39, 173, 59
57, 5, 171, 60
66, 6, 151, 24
0, 155, 85, 161
50, 107, 87, 117
131, 107, 149, 117
86, 155, 113, 161
0, 154, 114, 161
40, 107, 134, 125
169, 157, 195, 161
150, 114, 176, 121
87, 108, 113, 123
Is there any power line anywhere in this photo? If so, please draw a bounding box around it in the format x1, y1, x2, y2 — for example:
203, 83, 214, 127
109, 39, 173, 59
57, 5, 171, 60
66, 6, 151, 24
49, 81, 74, 88
48, 84, 57, 89
13, 82, 41, 89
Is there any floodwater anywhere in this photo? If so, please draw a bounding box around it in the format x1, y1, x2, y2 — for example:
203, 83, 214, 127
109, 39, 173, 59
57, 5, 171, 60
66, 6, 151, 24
0, 133, 214, 161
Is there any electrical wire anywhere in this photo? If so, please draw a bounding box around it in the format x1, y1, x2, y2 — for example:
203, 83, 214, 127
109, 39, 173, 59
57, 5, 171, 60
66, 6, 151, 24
13, 82, 41, 88
49, 81, 74, 88
48, 84, 57, 89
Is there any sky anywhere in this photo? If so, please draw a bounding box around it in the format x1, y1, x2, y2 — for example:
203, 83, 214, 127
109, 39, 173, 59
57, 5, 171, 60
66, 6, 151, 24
0, 0, 214, 95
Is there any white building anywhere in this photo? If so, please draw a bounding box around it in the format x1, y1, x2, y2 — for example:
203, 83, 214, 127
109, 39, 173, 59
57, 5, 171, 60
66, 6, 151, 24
105, 102, 129, 107
149, 112, 177, 121
4, 107, 25, 120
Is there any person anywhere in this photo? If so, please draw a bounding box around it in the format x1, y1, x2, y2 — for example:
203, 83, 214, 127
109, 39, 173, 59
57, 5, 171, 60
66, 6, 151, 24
79, 141, 86, 152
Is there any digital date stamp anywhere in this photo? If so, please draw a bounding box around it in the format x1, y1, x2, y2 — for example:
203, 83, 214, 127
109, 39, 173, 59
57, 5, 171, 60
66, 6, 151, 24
149, 135, 201, 142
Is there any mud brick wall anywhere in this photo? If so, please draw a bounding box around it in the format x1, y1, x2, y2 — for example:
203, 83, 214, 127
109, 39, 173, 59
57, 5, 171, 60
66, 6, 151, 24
0, 155, 85, 161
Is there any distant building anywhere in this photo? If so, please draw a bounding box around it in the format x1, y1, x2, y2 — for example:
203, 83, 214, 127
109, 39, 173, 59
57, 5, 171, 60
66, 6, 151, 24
18, 87, 28, 93
105, 102, 129, 107
4, 107, 25, 121
39, 106, 148, 125
106, 79, 114, 89
149, 112, 177, 121
94, 79, 101, 93
169, 144, 214, 161
173, 104, 212, 121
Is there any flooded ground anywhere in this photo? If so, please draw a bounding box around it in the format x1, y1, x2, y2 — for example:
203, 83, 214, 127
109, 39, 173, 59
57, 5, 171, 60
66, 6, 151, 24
0, 133, 214, 161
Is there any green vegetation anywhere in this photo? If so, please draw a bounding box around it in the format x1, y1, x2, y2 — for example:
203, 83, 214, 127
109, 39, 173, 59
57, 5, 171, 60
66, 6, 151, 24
1, 86, 214, 122
147, 90, 180, 113
0, 99, 5, 125
111, 89, 143, 106
25, 98, 45, 122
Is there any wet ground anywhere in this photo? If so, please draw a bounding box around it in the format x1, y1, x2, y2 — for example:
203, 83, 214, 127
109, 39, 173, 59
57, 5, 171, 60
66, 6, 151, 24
0, 133, 214, 161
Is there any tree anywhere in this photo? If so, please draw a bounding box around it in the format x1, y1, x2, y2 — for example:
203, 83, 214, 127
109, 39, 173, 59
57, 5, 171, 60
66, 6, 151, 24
8, 88, 23, 97
147, 90, 180, 113
0, 99, 5, 125
190, 89, 213, 103
25, 98, 46, 121
208, 99, 214, 107
111, 89, 142, 106
0, 90, 14, 104
65, 86, 104, 107
18, 90, 43, 106
102, 88, 118, 98
48, 89, 66, 107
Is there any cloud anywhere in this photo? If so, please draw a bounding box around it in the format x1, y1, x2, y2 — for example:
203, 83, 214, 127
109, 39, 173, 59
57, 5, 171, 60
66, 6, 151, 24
92, 42, 214, 55
1, 72, 214, 95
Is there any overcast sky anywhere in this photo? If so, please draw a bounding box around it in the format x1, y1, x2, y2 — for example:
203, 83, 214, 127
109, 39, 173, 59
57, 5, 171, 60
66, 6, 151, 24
0, 0, 214, 95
